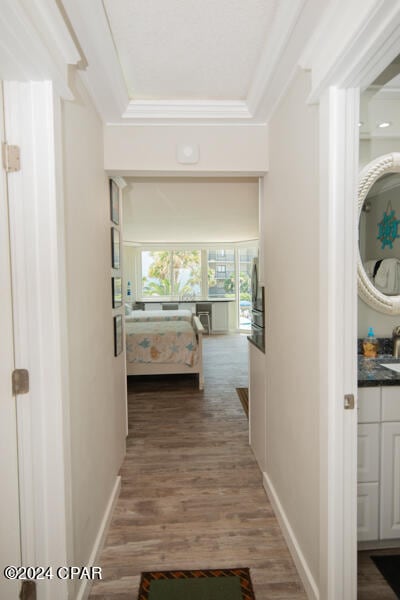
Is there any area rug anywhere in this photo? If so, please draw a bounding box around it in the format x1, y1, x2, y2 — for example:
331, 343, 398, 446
137, 567, 256, 600
371, 555, 400, 597
236, 387, 249, 419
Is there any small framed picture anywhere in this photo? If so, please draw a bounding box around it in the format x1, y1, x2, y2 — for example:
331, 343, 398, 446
110, 179, 119, 225
112, 277, 122, 308
114, 315, 123, 356
111, 227, 120, 269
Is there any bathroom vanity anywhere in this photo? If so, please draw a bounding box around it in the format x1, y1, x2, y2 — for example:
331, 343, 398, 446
358, 356, 400, 544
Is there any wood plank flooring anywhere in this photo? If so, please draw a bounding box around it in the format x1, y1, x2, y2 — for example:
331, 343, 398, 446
358, 548, 399, 599
89, 334, 306, 600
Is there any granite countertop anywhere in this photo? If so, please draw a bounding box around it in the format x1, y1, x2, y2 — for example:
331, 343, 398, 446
358, 355, 400, 387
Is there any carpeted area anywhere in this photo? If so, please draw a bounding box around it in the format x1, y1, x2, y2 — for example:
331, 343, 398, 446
371, 555, 400, 598
137, 568, 256, 600
236, 387, 249, 419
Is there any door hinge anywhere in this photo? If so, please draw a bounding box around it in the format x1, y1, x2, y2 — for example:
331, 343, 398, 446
344, 393, 355, 410
12, 369, 29, 395
20, 580, 36, 600
2, 142, 21, 172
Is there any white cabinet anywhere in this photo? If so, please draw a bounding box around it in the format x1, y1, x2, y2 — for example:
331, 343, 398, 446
211, 302, 229, 332
249, 342, 266, 472
357, 424, 379, 482
358, 385, 400, 542
380, 422, 400, 539
357, 483, 379, 542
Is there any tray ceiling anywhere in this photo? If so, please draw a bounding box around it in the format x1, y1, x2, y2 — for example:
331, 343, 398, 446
103, 0, 277, 101
61, 0, 326, 124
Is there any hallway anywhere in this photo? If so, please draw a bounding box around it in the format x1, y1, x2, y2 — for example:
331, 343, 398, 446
89, 334, 306, 599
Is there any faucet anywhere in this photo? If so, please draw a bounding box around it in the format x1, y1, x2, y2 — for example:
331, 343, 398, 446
393, 326, 400, 357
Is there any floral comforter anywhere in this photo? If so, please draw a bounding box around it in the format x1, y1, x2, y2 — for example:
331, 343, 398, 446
126, 309, 192, 323
126, 320, 198, 366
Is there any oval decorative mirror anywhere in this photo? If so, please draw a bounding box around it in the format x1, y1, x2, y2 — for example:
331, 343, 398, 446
358, 152, 400, 314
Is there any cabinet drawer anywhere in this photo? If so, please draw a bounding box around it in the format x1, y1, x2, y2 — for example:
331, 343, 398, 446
381, 387, 400, 421
358, 387, 380, 423
358, 482, 379, 541
358, 423, 380, 482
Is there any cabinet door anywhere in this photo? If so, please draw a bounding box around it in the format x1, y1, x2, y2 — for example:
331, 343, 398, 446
211, 302, 228, 332
248, 342, 266, 472
358, 424, 380, 482
380, 422, 400, 539
358, 387, 380, 423
357, 483, 379, 541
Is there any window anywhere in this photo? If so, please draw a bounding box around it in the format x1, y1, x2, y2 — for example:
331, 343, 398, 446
141, 250, 201, 297
207, 248, 235, 298
138, 245, 258, 330
238, 247, 258, 329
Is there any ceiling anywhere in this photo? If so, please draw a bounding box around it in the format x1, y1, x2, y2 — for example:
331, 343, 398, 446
61, 0, 327, 124
103, 0, 277, 101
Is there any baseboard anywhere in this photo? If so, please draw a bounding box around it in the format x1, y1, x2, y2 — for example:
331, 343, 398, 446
263, 472, 319, 600
76, 476, 121, 600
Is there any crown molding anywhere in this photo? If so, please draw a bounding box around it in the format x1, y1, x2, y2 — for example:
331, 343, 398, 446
122, 99, 252, 121
246, 0, 306, 117
0, 0, 81, 99
301, 0, 400, 103
59, 0, 331, 125
61, 0, 129, 121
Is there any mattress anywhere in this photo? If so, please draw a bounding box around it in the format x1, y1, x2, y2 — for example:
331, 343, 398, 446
126, 320, 198, 367
125, 309, 192, 323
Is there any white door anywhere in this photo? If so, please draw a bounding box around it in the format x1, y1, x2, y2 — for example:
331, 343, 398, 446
0, 85, 22, 597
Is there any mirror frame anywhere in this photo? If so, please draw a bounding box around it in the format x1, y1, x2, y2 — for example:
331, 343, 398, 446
358, 152, 400, 314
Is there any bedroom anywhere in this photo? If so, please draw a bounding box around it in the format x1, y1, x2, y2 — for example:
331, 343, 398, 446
120, 176, 260, 389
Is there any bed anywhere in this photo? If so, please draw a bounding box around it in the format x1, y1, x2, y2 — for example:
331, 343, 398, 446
126, 308, 192, 323
125, 312, 204, 389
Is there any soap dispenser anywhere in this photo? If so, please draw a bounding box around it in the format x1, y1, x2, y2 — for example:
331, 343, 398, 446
363, 327, 378, 358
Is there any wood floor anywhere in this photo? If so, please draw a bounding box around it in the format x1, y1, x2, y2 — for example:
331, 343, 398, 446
358, 548, 399, 599
89, 334, 306, 599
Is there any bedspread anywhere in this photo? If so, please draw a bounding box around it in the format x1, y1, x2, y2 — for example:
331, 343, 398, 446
126, 309, 192, 323
126, 320, 198, 366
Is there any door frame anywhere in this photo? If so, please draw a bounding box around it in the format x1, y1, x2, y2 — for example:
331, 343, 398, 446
307, 3, 400, 598
4, 80, 71, 600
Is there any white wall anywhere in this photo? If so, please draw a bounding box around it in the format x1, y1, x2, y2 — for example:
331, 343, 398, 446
104, 124, 268, 175
62, 69, 126, 578
262, 68, 320, 589
358, 136, 400, 336
123, 177, 259, 243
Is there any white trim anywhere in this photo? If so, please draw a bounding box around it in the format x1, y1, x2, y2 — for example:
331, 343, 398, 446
318, 86, 359, 600
123, 99, 251, 121
246, 0, 306, 117
110, 170, 267, 178
61, 0, 130, 121
263, 472, 319, 600
4, 80, 70, 599
302, 1, 400, 103
76, 476, 122, 600
125, 239, 259, 248
0, 0, 80, 99
111, 176, 127, 189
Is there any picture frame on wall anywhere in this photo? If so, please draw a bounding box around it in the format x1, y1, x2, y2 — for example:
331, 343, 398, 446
112, 277, 122, 308
111, 227, 120, 269
110, 179, 119, 225
113, 314, 123, 356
